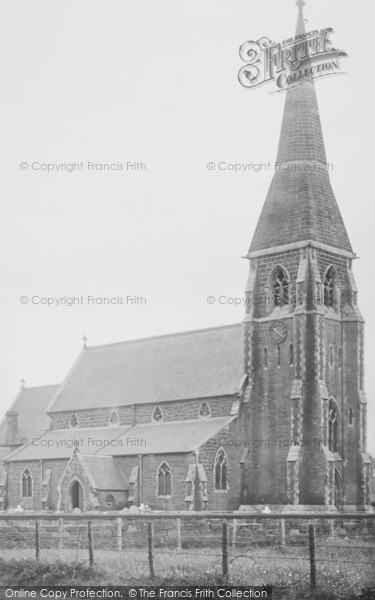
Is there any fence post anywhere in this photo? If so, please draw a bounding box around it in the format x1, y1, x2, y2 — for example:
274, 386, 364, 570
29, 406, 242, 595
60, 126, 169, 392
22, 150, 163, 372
280, 518, 286, 548
88, 521, 94, 567
58, 518, 63, 549
329, 519, 334, 538
222, 521, 229, 581
232, 519, 237, 549
176, 518, 182, 552
35, 520, 40, 561
309, 523, 317, 591
116, 518, 122, 551
148, 522, 155, 578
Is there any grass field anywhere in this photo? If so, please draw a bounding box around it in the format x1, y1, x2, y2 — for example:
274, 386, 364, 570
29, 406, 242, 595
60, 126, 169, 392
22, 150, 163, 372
0, 542, 374, 600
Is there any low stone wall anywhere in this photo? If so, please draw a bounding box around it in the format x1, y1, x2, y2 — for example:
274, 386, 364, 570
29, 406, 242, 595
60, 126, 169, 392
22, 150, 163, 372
0, 516, 374, 550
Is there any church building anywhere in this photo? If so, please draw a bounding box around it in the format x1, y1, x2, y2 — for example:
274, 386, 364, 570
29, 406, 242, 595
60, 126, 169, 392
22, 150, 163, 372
0, 2, 371, 513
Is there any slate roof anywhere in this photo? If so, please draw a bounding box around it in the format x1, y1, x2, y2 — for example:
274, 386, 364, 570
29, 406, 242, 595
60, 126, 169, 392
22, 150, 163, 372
5, 416, 236, 461
47, 324, 244, 412
249, 5, 352, 255
0, 385, 59, 447
249, 169, 353, 254
80, 454, 128, 490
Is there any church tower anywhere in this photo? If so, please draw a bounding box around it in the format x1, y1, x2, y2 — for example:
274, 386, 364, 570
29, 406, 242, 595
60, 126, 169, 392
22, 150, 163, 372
241, 1, 371, 510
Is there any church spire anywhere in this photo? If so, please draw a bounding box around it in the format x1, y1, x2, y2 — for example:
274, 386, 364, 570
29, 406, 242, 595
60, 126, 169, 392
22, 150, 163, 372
275, 0, 327, 167
249, 2, 353, 255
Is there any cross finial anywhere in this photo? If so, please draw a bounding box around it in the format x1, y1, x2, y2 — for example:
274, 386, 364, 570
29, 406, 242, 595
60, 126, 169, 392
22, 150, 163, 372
20, 378, 26, 389
296, 0, 305, 7
82, 335, 88, 347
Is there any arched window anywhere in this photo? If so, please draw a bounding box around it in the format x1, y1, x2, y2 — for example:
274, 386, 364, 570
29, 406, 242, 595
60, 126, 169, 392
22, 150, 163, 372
199, 402, 211, 418
324, 267, 337, 308
22, 468, 33, 497
70, 413, 79, 428
157, 462, 172, 496
338, 348, 342, 369
277, 345, 281, 367
289, 343, 294, 366
349, 407, 353, 425
214, 448, 228, 491
152, 406, 163, 423
328, 400, 338, 453
109, 410, 120, 426
329, 346, 334, 368
264, 347, 268, 369
273, 268, 289, 307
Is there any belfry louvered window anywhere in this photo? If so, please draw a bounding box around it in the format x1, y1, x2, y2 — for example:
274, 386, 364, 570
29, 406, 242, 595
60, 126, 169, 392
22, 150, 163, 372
214, 448, 228, 491
22, 468, 33, 497
158, 462, 172, 496
324, 267, 336, 308
274, 268, 289, 307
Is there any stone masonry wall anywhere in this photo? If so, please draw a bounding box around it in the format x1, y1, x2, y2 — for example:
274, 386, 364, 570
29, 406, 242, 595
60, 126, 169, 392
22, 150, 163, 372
0, 516, 373, 550
49, 397, 234, 431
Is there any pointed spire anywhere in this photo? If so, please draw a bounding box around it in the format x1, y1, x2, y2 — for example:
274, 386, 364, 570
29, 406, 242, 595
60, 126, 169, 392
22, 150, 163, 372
249, 2, 353, 255
275, 1, 327, 167
296, 0, 306, 35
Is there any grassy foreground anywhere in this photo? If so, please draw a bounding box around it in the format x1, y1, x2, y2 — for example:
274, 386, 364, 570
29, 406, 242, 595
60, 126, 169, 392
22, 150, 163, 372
0, 546, 374, 600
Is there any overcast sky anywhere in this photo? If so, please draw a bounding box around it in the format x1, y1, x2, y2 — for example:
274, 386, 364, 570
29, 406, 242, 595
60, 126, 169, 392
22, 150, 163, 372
0, 0, 374, 454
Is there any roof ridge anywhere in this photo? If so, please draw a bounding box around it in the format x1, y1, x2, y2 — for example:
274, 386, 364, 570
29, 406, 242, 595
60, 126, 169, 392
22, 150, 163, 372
23, 384, 60, 391
80, 454, 115, 459
86, 322, 242, 350
135, 415, 233, 427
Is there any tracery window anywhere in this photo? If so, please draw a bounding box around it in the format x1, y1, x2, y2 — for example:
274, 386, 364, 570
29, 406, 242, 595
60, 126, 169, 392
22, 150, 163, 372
264, 347, 268, 368
328, 400, 338, 453
22, 468, 33, 497
277, 345, 281, 367
199, 402, 211, 418
105, 494, 115, 509
324, 267, 337, 308
214, 448, 228, 491
157, 462, 172, 496
349, 407, 353, 425
109, 410, 120, 426
273, 268, 289, 307
70, 413, 79, 428
152, 406, 163, 422
338, 348, 342, 369
289, 343, 294, 366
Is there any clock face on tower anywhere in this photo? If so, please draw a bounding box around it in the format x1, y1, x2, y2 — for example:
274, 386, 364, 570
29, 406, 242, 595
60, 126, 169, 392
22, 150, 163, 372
268, 321, 288, 345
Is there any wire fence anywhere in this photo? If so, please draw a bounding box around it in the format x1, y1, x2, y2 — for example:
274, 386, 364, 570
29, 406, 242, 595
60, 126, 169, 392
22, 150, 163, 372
0, 512, 374, 593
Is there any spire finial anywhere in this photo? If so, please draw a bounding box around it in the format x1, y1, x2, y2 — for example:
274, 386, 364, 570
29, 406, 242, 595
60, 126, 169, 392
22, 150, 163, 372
82, 335, 88, 348
296, 0, 305, 7
20, 378, 26, 389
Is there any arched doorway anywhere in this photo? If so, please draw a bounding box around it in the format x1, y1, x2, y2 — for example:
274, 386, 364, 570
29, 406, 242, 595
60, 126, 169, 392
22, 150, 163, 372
70, 480, 83, 511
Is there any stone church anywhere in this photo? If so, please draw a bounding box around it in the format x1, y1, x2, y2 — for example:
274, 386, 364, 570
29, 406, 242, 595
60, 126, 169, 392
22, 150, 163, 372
0, 2, 372, 513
